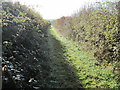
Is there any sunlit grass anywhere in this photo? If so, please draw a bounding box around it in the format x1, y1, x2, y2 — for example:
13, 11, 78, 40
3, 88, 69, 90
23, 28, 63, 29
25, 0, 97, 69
50, 26, 119, 88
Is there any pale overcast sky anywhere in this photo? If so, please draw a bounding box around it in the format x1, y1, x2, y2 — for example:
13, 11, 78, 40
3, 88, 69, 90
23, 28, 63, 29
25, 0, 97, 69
10, 0, 114, 19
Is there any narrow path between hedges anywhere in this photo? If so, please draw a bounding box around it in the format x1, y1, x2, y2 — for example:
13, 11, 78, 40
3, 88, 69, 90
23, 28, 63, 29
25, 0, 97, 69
46, 26, 82, 88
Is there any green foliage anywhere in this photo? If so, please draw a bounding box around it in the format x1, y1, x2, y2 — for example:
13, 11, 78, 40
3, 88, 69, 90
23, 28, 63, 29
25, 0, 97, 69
19, 12, 26, 17
54, 1, 119, 62
50, 26, 120, 88
2, 1, 120, 89
2, 2, 51, 89
53, 0, 120, 88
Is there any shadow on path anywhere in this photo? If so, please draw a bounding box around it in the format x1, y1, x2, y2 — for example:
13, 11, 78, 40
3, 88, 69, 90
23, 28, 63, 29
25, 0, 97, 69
46, 28, 83, 88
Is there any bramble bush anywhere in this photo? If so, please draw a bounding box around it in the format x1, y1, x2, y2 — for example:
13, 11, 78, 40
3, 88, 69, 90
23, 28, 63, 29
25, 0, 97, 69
54, 1, 120, 62
53, 1, 120, 87
2, 2, 51, 88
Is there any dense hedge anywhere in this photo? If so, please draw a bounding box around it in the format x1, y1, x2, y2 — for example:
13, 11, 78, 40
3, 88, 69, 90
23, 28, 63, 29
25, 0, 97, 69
2, 2, 51, 88
54, 1, 120, 62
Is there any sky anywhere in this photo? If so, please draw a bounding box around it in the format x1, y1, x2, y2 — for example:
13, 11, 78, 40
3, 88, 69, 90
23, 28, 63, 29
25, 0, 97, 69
9, 0, 112, 19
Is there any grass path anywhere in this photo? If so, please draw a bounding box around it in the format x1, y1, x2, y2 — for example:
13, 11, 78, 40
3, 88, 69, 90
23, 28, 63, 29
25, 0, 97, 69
47, 26, 82, 88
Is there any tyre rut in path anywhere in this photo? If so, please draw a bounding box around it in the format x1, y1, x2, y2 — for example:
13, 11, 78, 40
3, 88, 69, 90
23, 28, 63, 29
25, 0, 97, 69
47, 27, 82, 88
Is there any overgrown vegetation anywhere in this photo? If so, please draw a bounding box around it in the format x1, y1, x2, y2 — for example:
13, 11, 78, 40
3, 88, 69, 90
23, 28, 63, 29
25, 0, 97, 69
53, 0, 120, 88
50, 26, 120, 88
2, 2, 51, 89
54, 1, 120, 62
2, 0, 120, 89
2, 2, 82, 89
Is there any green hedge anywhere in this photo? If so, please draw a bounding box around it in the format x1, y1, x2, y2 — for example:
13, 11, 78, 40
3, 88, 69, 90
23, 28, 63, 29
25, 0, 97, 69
54, 1, 120, 62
